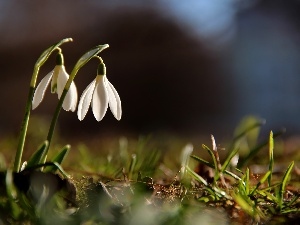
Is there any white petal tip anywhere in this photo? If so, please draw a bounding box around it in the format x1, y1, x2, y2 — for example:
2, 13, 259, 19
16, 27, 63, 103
95, 116, 103, 122
77, 111, 86, 121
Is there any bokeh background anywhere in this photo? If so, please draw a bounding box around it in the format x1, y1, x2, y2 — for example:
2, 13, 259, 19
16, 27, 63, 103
1, 0, 300, 142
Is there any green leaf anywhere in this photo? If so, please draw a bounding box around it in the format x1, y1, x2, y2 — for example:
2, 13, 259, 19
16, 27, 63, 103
221, 147, 239, 172
190, 154, 213, 168
238, 129, 285, 168
26, 141, 49, 169
233, 193, 256, 218
43, 145, 70, 173
250, 171, 271, 196
285, 193, 300, 207
202, 144, 219, 182
35, 38, 73, 68
74, 44, 109, 71
186, 166, 207, 186
245, 168, 250, 195
268, 131, 274, 187
191, 155, 242, 181
256, 189, 279, 203
42, 162, 70, 178
20, 162, 70, 178
279, 161, 294, 210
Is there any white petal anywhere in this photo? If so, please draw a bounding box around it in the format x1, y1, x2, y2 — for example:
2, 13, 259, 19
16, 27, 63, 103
106, 77, 122, 120
51, 66, 60, 93
92, 76, 108, 121
32, 71, 53, 109
68, 82, 78, 112
77, 79, 96, 121
56, 66, 77, 111
56, 66, 68, 98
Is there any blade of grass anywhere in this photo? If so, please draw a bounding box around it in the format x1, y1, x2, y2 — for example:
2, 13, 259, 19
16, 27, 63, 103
221, 147, 239, 172
268, 131, 274, 187
250, 171, 271, 196
281, 208, 300, 214
278, 161, 294, 211
224, 170, 243, 182
43, 145, 70, 172
238, 129, 285, 168
212, 186, 231, 199
256, 189, 279, 203
202, 144, 219, 182
50, 145, 70, 164
237, 168, 249, 195
186, 166, 207, 186
25, 141, 49, 169
190, 155, 212, 168
206, 186, 229, 200
22, 162, 70, 178
210, 135, 227, 187
234, 193, 266, 221
190, 155, 242, 181
245, 168, 250, 195
233, 193, 256, 217
285, 193, 300, 207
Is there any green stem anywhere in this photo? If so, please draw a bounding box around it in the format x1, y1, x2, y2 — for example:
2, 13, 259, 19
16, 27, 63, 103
13, 67, 40, 172
46, 88, 68, 145
14, 86, 35, 172
46, 65, 79, 149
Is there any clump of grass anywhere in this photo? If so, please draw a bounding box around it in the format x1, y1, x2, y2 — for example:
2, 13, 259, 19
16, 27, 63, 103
188, 117, 299, 224
1, 117, 300, 224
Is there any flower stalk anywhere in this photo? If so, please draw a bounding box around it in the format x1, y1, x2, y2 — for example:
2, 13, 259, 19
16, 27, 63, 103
13, 38, 73, 172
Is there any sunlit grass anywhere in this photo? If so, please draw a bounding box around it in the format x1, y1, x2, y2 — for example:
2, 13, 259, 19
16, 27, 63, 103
1, 115, 300, 224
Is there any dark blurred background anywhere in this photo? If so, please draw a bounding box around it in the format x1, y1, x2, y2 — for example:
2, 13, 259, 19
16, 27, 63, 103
1, 0, 300, 141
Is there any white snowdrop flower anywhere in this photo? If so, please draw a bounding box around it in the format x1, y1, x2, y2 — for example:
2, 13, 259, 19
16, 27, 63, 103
77, 61, 121, 121
32, 53, 78, 111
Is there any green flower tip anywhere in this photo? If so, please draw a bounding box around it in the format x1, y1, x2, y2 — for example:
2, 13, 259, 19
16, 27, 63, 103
97, 62, 106, 75
56, 53, 64, 65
